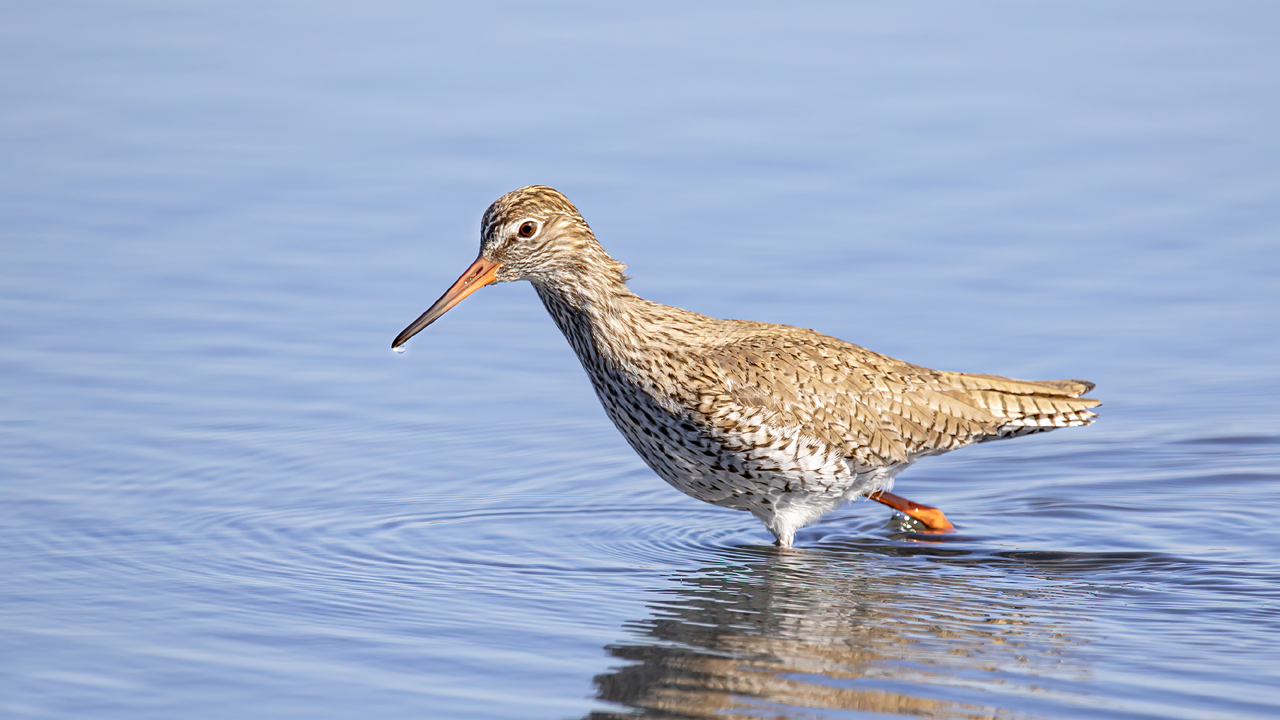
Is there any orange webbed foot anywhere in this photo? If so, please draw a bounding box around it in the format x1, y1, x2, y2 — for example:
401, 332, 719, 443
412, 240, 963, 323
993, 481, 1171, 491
869, 490, 956, 533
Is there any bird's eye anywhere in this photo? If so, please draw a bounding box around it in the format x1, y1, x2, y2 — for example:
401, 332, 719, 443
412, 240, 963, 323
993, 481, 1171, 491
517, 221, 537, 238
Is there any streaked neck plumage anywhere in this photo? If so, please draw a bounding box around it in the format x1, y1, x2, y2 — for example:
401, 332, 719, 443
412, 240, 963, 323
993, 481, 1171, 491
529, 240, 701, 407
531, 241, 640, 371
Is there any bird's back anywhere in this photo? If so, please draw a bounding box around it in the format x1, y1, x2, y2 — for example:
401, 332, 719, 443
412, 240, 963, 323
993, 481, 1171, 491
645, 309, 1099, 470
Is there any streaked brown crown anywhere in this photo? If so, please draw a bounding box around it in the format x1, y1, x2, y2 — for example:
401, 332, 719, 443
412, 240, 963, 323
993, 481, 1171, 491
479, 186, 628, 290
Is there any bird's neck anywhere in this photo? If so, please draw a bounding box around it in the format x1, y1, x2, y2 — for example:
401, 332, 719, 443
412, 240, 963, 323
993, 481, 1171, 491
533, 267, 640, 368
532, 259, 702, 404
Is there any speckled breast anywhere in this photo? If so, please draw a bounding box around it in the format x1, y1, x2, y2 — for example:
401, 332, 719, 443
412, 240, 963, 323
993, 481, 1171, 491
586, 368, 861, 512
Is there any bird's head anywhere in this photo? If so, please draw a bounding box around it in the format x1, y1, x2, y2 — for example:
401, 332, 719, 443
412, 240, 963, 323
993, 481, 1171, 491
392, 185, 624, 349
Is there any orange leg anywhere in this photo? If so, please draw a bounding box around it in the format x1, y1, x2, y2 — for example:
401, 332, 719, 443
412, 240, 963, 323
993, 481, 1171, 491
869, 490, 956, 533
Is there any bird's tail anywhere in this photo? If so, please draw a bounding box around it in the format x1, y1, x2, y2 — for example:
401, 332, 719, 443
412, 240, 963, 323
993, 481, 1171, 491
942, 372, 1100, 432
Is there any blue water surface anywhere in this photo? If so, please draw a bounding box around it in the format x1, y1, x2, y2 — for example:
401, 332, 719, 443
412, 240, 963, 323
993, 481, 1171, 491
3, 3, 1278, 719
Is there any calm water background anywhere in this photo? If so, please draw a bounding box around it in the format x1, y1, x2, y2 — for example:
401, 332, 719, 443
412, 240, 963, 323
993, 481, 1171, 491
3, 3, 1279, 718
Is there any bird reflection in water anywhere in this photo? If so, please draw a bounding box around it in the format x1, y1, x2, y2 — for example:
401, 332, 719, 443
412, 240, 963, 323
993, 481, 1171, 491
587, 544, 1091, 719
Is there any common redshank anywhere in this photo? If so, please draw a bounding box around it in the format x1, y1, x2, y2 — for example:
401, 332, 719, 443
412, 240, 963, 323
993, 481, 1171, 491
394, 186, 1099, 548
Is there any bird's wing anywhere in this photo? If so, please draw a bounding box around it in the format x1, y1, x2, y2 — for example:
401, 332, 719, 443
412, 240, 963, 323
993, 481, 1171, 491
685, 324, 1006, 468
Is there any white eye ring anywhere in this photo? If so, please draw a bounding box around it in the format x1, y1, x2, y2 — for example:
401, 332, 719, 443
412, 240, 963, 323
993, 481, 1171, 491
516, 220, 539, 238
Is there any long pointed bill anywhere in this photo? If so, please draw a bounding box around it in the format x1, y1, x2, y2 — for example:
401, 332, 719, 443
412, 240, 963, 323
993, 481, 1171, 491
392, 256, 502, 349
